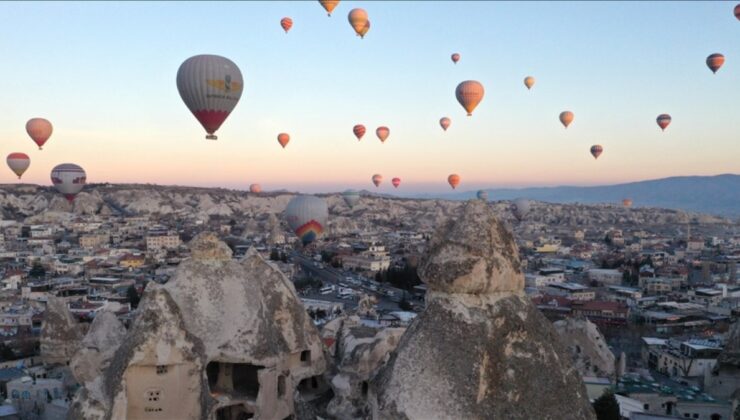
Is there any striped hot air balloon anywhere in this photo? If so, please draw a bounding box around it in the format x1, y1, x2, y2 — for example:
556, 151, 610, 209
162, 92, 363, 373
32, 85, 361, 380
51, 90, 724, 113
285, 195, 328, 246
656, 114, 672, 131
281, 17, 293, 33
524, 76, 535, 90
372, 174, 383, 187
590, 145, 603, 160
6, 153, 30, 179
51, 163, 86, 202
319, 0, 340, 16
353, 124, 366, 141
477, 190, 488, 201
376, 126, 390, 143
342, 190, 360, 208
455, 81, 484, 116
451, 53, 460, 64
706, 53, 725, 74
439, 117, 451, 131
392, 177, 401, 188
277, 133, 290, 148
26, 118, 53, 150
559, 111, 574, 128
176, 55, 243, 140
250, 183, 262, 193
447, 174, 460, 189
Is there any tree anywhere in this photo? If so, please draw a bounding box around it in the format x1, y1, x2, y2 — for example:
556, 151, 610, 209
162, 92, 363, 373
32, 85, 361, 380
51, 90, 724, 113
126, 285, 141, 309
398, 296, 412, 311
592, 390, 620, 420
29, 262, 45, 279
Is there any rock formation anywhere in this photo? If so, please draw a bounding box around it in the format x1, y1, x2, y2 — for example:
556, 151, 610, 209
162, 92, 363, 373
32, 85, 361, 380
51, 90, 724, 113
370, 201, 595, 419
40, 297, 86, 366
70, 311, 127, 386
705, 321, 740, 400
554, 316, 616, 379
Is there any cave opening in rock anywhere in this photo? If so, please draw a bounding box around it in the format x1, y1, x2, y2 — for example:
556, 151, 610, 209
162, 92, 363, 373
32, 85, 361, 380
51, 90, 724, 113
206, 361, 264, 400
214, 404, 254, 420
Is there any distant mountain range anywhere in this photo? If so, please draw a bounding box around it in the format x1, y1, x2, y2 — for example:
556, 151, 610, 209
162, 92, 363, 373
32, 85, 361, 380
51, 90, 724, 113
415, 174, 740, 217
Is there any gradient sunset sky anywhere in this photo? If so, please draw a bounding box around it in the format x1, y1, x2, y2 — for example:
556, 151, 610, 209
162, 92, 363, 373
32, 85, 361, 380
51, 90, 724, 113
0, 1, 738, 193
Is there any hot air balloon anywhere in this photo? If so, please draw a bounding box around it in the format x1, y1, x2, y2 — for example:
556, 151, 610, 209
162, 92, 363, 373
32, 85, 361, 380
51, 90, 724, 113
439, 117, 451, 131
590, 145, 603, 159
6, 153, 30, 179
372, 174, 383, 187
706, 53, 725, 74
26, 118, 53, 150
51, 163, 86, 202
348, 8, 368, 38
447, 174, 460, 189
277, 133, 290, 148
392, 177, 401, 188
622, 198, 633, 208
281, 17, 293, 33
559, 111, 574, 128
451, 53, 460, 64
319, 0, 340, 16
376, 126, 390, 143
342, 190, 360, 208
353, 124, 366, 141
250, 183, 262, 193
176, 55, 243, 140
358, 20, 370, 38
512, 198, 530, 221
656, 114, 672, 131
455, 81, 484, 116
735, 3, 740, 20
477, 190, 488, 201
285, 195, 328, 246
524, 76, 535, 90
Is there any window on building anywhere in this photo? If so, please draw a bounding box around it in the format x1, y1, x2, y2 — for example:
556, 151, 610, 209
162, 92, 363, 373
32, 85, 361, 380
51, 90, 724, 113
11, 390, 18, 399
300, 350, 311, 364
21, 391, 30, 400
156, 365, 168, 375
146, 388, 162, 403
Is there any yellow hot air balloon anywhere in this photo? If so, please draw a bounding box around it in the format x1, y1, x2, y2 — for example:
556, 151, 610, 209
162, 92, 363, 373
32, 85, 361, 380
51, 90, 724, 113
524, 76, 535, 90
559, 111, 574, 128
348, 8, 369, 37
455, 81, 484, 116
319, 0, 340, 16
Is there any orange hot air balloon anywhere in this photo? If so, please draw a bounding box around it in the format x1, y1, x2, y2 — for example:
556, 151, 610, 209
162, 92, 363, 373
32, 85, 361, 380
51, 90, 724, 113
656, 114, 672, 131
376, 126, 390, 143
6, 153, 30, 179
392, 177, 401, 188
447, 174, 460, 189
622, 198, 633, 208
455, 80, 484, 116
26, 118, 53, 150
348, 8, 368, 37
524, 76, 535, 90
280, 17, 293, 33
439, 117, 451, 131
559, 111, 574, 128
372, 174, 383, 187
250, 183, 262, 193
319, 0, 340, 16
590, 145, 603, 159
353, 124, 366, 141
735, 3, 740, 20
277, 133, 290, 148
451, 53, 460, 64
706, 53, 725, 74
358, 20, 370, 38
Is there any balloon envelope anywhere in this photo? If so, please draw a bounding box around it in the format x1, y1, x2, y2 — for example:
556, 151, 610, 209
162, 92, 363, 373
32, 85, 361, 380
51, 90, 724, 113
285, 195, 328, 245
26, 118, 53, 150
455, 81, 484, 116
358, 20, 370, 38
706, 53, 725, 74
277, 133, 290, 148
735, 3, 740, 20
447, 174, 460, 189
372, 174, 383, 187
51, 163, 86, 202
513, 198, 530, 221
353, 124, 366, 141
559, 111, 574, 128
319, 0, 340, 16
176, 54, 243, 140
348, 8, 368, 37
249, 184, 262, 193
392, 177, 401, 188
439, 117, 451, 131
622, 198, 633, 208
656, 114, 672, 131
451, 53, 460, 64
590, 145, 603, 159
477, 190, 488, 201
524, 76, 535, 90
376, 126, 390, 143
281, 17, 293, 33
342, 190, 360, 208
6, 153, 30, 179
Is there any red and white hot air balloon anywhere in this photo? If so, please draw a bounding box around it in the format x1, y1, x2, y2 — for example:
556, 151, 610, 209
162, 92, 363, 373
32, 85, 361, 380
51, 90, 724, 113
353, 124, 366, 141
447, 174, 460, 189
250, 183, 262, 193
590, 145, 603, 160
51, 163, 86, 202
277, 133, 290, 148
376, 126, 390, 143
455, 81, 484, 116
559, 111, 574, 128
26, 118, 53, 150
439, 117, 451, 131
656, 114, 672, 131
176, 55, 243, 140
451, 53, 460, 64
6, 153, 30, 179
372, 174, 383, 187
281, 17, 293, 33
392, 177, 401, 188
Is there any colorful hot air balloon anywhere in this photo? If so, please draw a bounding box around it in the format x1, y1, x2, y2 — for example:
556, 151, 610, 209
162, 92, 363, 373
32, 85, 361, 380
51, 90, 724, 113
512, 198, 530, 221
455, 81, 484, 116
348, 8, 368, 37
559, 111, 574, 128
285, 195, 328, 246
277, 133, 290, 148
176, 55, 243, 140
372, 174, 383, 187
319, 0, 340, 16
26, 118, 53, 150
376, 126, 390, 143
622, 198, 633, 208
656, 114, 672, 131
6, 153, 30, 179
590, 145, 603, 159
358, 20, 370, 38
353, 124, 366, 141
451, 53, 460, 64
439, 117, 451, 131
250, 183, 262, 193
281, 17, 293, 33
447, 174, 460, 189
477, 190, 488, 201
524, 76, 535, 90
735, 3, 740, 20
392, 177, 401, 188
342, 190, 360, 208
51, 163, 86, 202
706, 53, 725, 74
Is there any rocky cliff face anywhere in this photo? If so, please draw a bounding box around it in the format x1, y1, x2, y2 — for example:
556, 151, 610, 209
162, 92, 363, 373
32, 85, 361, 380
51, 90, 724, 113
554, 317, 616, 379
40, 297, 86, 366
370, 201, 595, 419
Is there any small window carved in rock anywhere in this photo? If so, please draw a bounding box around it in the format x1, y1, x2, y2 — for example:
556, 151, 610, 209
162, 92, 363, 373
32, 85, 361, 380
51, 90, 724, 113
300, 350, 311, 364
156, 365, 168, 375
